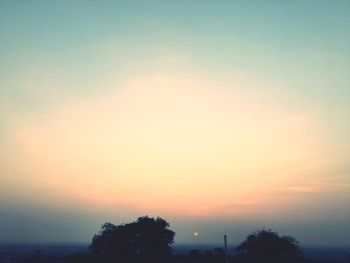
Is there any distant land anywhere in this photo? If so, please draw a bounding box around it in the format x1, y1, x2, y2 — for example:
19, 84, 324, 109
0, 242, 349, 263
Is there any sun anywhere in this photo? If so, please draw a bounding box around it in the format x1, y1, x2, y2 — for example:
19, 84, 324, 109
193, 231, 200, 237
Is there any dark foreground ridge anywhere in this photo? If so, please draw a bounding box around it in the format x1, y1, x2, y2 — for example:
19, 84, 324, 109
1, 216, 349, 263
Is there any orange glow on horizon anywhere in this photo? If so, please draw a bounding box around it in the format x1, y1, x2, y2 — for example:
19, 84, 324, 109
9, 71, 333, 219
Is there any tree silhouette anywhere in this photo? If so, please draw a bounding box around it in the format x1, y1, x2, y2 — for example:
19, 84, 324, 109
90, 216, 175, 263
236, 229, 301, 263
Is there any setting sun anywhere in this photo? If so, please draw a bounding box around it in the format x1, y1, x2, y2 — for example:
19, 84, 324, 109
193, 232, 200, 237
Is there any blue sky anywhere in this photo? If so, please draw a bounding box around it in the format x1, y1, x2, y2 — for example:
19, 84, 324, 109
0, 0, 350, 246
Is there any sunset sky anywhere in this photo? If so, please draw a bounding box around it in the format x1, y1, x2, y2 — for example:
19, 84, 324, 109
1, 1, 350, 246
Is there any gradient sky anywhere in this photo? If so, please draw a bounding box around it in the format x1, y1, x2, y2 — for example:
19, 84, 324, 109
1, 0, 350, 246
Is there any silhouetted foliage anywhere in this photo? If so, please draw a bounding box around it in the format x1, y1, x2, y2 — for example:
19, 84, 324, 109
236, 229, 301, 263
90, 216, 175, 263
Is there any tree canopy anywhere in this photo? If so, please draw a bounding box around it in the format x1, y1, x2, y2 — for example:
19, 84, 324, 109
90, 216, 175, 263
236, 229, 301, 263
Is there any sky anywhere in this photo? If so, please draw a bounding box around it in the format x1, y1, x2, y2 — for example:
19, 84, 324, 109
0, 0, 350, 246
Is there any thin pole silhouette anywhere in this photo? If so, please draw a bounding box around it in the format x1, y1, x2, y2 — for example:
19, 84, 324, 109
224, 234, 228, 263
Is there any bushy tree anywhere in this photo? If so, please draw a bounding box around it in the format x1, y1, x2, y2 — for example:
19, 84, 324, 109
236, 229, 301, 263
90, 216, 175, 263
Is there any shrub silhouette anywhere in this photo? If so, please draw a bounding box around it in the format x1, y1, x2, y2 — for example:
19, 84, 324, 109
236, 229, 301, 263
90, 216, 175, 263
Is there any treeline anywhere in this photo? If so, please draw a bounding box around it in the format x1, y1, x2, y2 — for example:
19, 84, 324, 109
9, 216, 350, 263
